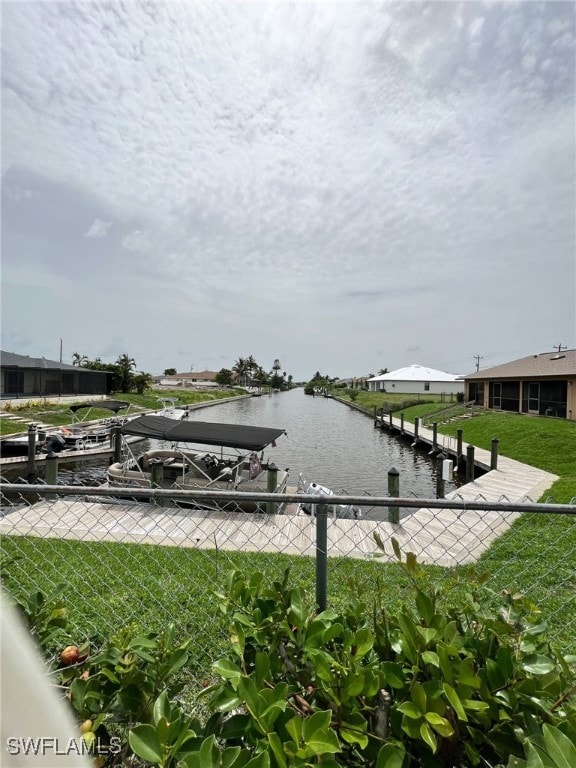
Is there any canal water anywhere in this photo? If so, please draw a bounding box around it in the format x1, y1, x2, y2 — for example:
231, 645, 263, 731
183, 389, 459, 498
2, 389, 461, 499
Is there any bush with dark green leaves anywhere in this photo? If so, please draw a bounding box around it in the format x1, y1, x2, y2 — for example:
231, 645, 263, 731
197, 542, 576, 767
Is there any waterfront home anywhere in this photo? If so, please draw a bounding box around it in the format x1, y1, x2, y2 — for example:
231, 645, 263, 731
367, 365, 463, 396
464, 349, 576, 421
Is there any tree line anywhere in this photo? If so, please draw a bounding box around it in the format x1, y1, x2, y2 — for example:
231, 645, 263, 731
216, 355, 293, 390
71, 352, 294, 394
71, 352, 152, 394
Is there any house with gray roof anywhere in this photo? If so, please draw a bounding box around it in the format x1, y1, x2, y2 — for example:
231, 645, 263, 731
464, 350, 576, 421
1, 351, 107, 399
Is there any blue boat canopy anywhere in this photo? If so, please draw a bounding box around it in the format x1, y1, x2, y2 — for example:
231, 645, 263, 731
119, 415, 286, 451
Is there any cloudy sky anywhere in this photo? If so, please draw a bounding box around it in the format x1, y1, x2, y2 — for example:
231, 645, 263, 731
2, 1, 574, 380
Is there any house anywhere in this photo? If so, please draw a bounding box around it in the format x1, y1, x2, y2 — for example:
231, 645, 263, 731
464, 350, 576, 421
1, 351, 107, 399
367, 365, 463, 395
158, 370, 219, 388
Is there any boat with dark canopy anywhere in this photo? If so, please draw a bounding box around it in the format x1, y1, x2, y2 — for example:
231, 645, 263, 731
106, 415, 289, 510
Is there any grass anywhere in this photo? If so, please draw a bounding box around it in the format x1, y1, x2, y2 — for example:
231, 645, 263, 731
336, 391, 576, 503
0, 388, 245, 436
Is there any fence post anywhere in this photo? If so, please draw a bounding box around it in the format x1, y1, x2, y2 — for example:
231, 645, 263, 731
150, 459, 165, 507
315, 501, 328, 612
436, 456, 445, 499
411, 417, 419, 447
266, 463, 278, 514
491, 438, 499, 470
466, 445, 475, 483
388, 467, 399, 523
45, 454, 58, 499
27, 424, 37, 478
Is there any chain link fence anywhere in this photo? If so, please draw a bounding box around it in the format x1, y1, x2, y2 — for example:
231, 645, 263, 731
1, 479, 575, 700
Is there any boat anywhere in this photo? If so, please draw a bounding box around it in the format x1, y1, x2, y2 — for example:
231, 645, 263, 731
154, 397, 189, 419
0, 400, 135, 457
297, 473, 361, 519
106, 414, 289, 511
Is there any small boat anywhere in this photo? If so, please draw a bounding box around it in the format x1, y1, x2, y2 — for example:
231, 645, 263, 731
106, 414, 289, 512
56, 399, 135, 450
0, 400, 135, 456
297, 474, 361, 519
154, 397, 189, 420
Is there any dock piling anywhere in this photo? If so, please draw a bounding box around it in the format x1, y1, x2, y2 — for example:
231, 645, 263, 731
491, 438, 499, 470
45, 454, 58, 499
429, 422, 439, 455
456, 428, 463, 466
411, 417, 420, 447
112, 426, 122, 464
388, 467, 400, 523
150, 459, 165, 506
466, 444, 475, 483
266, 463, 278, 514
27, 424, 37, 479
436, 456, 445, 499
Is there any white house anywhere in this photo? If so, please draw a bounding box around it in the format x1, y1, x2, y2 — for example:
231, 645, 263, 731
367, 365, 463, 395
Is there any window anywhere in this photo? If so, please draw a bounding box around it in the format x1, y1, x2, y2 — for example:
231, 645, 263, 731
424, 382, 430, 391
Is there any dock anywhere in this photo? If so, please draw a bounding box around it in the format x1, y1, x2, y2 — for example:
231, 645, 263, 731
0, 436, 145, 472
0, 449, 557, 566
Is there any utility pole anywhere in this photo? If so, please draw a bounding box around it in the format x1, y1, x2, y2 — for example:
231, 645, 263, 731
474, 354, 483, 372
553, 344, 567, 353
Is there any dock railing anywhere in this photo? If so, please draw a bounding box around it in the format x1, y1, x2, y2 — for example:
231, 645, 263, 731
420, 399, 478, 427
1, 480, 575, 701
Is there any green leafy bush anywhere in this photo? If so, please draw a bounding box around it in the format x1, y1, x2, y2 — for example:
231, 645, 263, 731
197, 542, 576, 767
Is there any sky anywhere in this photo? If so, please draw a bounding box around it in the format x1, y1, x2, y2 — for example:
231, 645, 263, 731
1, 1, 575, 381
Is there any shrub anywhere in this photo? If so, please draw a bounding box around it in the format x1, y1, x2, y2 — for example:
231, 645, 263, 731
198, 542, 576, 767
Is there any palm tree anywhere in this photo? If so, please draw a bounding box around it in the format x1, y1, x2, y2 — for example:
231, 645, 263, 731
116, 354, 136, 393
71, 351, 88, 367
232, 357, 247, 387
245, 355, 257, 386
133, 371, 153, 394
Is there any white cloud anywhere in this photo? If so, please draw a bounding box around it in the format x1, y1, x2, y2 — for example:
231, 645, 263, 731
121, 229, 151, 252
84, 218, 112, 238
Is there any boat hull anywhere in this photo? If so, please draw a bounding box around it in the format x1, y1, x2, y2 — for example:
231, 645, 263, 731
107, 449, 289, 512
